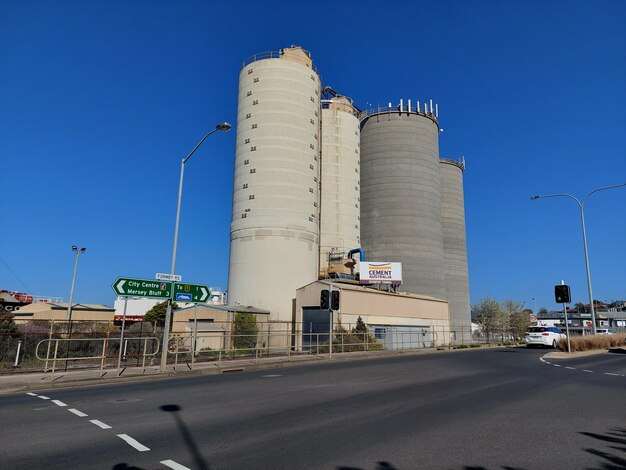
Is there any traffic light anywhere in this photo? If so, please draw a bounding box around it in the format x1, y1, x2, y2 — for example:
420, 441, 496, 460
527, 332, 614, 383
554, 284, 571, 304
331, 290, 340, 310
320, 289, 329, 309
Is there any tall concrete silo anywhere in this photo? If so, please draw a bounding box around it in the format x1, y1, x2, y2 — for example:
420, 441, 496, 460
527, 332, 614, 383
439, 157, 471, 335
227, 46, 321, 324
319, 94, 361, 273
360, 100, 446, 299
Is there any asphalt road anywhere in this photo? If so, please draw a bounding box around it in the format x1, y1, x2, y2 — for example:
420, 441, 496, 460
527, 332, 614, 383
1, 347, 624, 470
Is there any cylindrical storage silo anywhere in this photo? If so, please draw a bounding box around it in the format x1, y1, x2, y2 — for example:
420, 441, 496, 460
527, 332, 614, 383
319, 96, 361, 273
439, 158, 471, 338
360, 103, 446, 299
228, 46, 321, 326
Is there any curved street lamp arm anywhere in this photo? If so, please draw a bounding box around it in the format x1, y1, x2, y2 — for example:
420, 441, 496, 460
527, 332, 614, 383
582, 182, 626, 205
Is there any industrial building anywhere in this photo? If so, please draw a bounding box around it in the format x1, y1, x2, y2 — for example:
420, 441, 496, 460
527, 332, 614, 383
227, 46, 470, 345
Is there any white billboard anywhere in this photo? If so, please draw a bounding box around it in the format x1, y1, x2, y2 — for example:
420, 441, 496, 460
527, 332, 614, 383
359, 262, 403, 285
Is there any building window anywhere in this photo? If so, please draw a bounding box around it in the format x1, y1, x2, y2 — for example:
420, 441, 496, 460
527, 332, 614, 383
247, 68, 253, 74
314, 155, 318, 161
309, 187, 314, 193
251, 146, 256, 151
242, 213, 247, 218
310, 96, 315, 102
355, 186, 358, 191
245, 208, 251, 212
249, 194, 255, 200
311, 74, 316, 81
243, 183, 248, 189
313, 176, 318, 182
313, 201, 318, 207
314, 134, 318, 140
252, 100, 258, 105
244, 159, 249, 165
355, 168, 359, 173
245, 138, 250, 144
253, 77, 259, 83
310, 143, 314, 149
246, 113, 251, 119
247, 91, 252, 97
309, 217, 314, 222
252, 123, 258, 129
315, 110, 319, 117
250, 168, 256, 173
309, 164, 314, 170
355, 203, 359, 208
355, 224, 359, 229
310, 118, 315, 124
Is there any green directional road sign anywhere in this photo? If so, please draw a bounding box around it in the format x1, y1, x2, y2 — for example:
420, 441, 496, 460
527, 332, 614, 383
112, 277, 173, 299
173, 283, 210, 303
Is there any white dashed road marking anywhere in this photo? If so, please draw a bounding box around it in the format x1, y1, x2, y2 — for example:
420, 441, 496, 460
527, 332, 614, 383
117, 434, 150, 452
90, 419, 112, 429
553, 364, 561, 367
262, 374, 283, 378
604, 372, 620, 376
160, 459, 191, 470
68, 408, 88, 417
26, 392, 38, 396
565, 366, 576, 370
38, 395, 50, 400
582, 369, 594, 373
52, 400, 67, 407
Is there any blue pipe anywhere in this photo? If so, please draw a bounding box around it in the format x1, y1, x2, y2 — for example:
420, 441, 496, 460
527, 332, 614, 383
347, 248, 364, 261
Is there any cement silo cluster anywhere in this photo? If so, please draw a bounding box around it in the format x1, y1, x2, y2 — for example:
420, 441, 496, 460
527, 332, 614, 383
227, 46, 471, 336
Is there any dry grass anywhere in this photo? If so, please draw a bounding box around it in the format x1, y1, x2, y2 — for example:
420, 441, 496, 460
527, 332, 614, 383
559, 333, 626, 352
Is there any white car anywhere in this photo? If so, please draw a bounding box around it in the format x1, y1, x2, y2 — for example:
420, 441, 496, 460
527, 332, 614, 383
595, 328, 613, 335
525, 326, 566, 348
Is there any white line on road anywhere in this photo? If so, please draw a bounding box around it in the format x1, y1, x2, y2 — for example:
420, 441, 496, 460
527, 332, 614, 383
38, 395, 51, 400
26, 392, 38, 396
262, 374, 283, 378
160, 459, 191, 470
52, 400, 67, 407
553, 364, 561, 367
117, 434, 150, 452
582, 369, 594, 373
90, 419, 112, 429
604, 373, 620, 376
565, 367, 576, 370
68, 408, 88, 417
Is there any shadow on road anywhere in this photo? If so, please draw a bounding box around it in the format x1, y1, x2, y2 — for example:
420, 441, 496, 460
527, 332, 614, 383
580, 427, 626, 470
112, 464, 145, 470
161, 404, 211, 470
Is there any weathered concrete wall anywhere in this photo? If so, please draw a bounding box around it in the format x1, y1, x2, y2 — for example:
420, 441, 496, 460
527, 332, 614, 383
439, 160, 471, 333
228, 47, 321, 323
360, 111, 446, 299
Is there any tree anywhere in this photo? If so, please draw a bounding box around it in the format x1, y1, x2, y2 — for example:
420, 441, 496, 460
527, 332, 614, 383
232, 313, 259, 350
472, 297, 507, 342
574, 302, 586, 313
144, 301, 178, 326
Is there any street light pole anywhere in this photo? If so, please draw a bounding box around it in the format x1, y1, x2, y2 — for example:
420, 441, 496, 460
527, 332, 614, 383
531, 183, 626, 335
67, 246, 86, 325
160, 122, 231, 373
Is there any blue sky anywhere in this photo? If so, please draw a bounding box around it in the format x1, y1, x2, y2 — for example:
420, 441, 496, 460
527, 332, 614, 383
1, 0, 624, 312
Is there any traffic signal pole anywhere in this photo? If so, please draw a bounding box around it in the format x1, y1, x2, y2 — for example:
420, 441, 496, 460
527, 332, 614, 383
562, 303, 571, 353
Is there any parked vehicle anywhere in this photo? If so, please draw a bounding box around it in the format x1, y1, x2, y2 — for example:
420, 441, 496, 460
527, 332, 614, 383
525, 326, 566, 348
595, 328, 613, 335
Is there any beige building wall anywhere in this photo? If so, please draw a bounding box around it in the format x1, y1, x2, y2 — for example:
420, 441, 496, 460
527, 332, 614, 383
319, 97, 361, 271
12, 302, 115, 323
228, 46, 321, 325
295, 281, 450, 337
